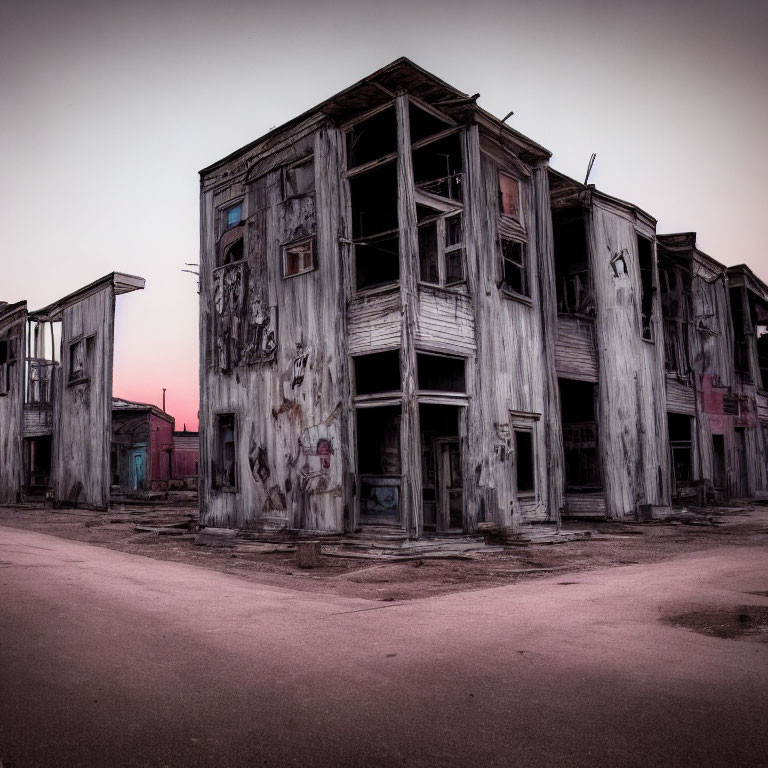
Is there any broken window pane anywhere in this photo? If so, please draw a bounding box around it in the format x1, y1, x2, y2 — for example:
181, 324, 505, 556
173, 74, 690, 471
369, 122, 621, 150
355, 350, 400, 394
221, 201, 242, 234
355, 232, 399, 291
444, 214, 464, 284
220, 237, 243, 267
284, 157, 315, 198
69, 339, 84, 382
514, 429, 534, 494
409, 101, 451, 144
215, 413, 237, 490
637, 235, 654, 340
501, 239, 528, 297
553, 208, 592, 315
283, 238, 315, 278
346, 107, 397, 169
350, 162, 399, 239
413, 133, 463, 202
418, 222, 439, 284
417, 353, 465, 392
499, 173, 520, 219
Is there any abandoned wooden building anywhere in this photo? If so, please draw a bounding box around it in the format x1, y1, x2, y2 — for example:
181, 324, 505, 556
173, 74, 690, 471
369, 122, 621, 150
0, 273, 145, 507
197, 57, 767, 536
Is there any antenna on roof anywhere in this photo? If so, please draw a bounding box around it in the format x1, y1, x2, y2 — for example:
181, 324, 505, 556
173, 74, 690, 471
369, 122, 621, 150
501, 110, 515, 124
584, 153, 597, 185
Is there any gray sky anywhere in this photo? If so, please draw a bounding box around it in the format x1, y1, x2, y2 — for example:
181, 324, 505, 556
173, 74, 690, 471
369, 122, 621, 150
1, 0, 766, 429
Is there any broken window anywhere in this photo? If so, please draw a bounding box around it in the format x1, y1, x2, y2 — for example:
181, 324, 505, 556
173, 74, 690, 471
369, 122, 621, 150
409, 101, 451, 145
346, 107, 397, 169
514, 427, 535, 496
357, 405, 401, 524
412, 132, 463, 202
499, 173, 520, 220
282, 237, 315, 278
757, 326, 768, 390
559, 378, 601, 491
553, 208, 592, 315
658, 255, 692, 374
500, 238, 529, 297
349, 161, 400, 291
283, 156, 314, 199
219, 237, 244, 267
354, 350, 400, 395
637, 235, 655, 341
417, 353, 465, 392
730, 286, 751, 380
213, 413, 237, 491
417, 212, 465, 286
0, 338, 17, 395
668, 413, 693, 486
219, 200, 243, 236
68, 335, 94, 384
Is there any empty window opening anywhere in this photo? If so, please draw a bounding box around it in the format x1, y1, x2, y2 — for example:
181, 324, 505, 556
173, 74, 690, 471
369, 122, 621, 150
668, 413, 693, 486
219, 237, 243, 267
417, 213, 464, 286
501, 239, 529, 297
499, 173, 520, 219
354, 350, 400, 395
757, 326, 768, 390
712, 434, 726, 489
0, 338, 17, 395
357, 405, 401, 525
514, 429, 535, 495
220, 201, 243, 236
553, 208, 592, 315
409, 102, 451, 145
283, 157, 314, 199
346, 107, 397, 169
417, 353, 465, 392
0, 340, 7, 365
68, 335, 94, 384
658, 254, 692, 374
282, 237, 315, 278
412, 133, 463, 202
730, 287, 750, 379
355, 232, 399, 291
214, 413, 237, 491
25, 436, 52, 490
349, 162, 399, 239
637, 235, 655, 340
559, 378, 601, 491
420, 404, 462, 532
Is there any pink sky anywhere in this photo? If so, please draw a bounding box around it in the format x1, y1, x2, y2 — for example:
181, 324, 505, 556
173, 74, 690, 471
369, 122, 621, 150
1, 0, 766, 432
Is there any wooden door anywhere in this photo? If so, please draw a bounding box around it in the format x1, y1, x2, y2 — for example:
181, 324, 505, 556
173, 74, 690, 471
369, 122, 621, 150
436, 438, 463, 532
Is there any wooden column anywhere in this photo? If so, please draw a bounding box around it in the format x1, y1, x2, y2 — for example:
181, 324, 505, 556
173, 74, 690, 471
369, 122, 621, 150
395, 94, 423, 539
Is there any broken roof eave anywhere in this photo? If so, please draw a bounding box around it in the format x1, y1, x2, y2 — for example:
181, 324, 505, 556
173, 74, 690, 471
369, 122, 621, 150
657, 233, 728, 277
728, 264, 768, 303
0, 300, 28, 325
29, 272, 145, 322
199, 57, 551, 178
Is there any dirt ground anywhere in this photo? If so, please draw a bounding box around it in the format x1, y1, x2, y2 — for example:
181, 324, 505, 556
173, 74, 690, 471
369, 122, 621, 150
1, 500, 767, 602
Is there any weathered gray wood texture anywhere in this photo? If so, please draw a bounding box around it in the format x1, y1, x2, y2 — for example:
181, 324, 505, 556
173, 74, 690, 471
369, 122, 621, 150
52, 284, 115, 508
0, 304, 27, 503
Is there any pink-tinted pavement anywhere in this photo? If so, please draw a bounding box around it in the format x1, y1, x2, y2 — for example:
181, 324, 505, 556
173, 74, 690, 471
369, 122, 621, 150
0, 525, 766, 768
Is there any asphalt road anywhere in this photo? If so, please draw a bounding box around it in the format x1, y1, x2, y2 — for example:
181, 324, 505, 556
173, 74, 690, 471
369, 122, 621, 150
1, 525, 766, 768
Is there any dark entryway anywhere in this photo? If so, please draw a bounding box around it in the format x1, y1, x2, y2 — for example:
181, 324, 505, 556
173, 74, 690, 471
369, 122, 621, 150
25, 436, 52, 495
559, 379, 601, 491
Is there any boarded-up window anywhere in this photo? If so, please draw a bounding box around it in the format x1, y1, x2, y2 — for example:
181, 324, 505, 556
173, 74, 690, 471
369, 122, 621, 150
214, 413, 237, 491
282, 237, 315, 278
499, 173, 520, 219
501, 239, 529, 297
283, 157, 314, 198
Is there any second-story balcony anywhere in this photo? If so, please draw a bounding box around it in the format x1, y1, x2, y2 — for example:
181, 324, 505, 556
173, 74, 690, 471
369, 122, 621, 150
24, 358, 58, 436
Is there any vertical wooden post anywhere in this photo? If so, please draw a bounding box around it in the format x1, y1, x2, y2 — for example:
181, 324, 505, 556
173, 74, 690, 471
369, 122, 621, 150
395, 94, 423, 539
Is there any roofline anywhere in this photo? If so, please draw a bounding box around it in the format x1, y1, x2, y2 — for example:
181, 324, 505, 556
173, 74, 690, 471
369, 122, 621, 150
0, 300, 28, 325
656, 232, 728, 275
199, 57, 550, 176
29, 272, 145, 322
112, 396, 175, 424
548, 167, 656, 224
727, 263, 768, 299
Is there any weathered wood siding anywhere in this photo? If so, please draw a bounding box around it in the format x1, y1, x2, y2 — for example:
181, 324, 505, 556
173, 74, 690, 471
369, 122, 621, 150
414, 286, 475, 355
666, 375, 696, 414
555, 315, 598, 382
52, 286, 114, 508
589, 200, 670, 517
200, 124, 349, 531
347, 291, 401, 355
0, 306, 26, 503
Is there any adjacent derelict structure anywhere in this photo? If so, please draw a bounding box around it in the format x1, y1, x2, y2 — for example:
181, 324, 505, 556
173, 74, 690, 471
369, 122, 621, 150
197, 58, 768, 536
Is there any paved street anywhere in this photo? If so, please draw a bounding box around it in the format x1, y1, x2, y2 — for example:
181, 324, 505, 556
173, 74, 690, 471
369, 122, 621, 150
1, 525, 766, 768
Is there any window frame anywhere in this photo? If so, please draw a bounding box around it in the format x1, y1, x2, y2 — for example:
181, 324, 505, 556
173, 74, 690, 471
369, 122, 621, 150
417, 211, 466, 288
499, 237, 530, 301
636, 233, 656, 343
498, 171, 522, 223
282, 156, 315, 201
281, 236, 317, 279
67, 334, 95, 386
510, 411, 540, 502
217, 198, 245, 239
213, 412, 238, 493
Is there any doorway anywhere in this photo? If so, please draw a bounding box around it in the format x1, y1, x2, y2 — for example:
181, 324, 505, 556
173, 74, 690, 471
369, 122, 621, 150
734, 428, 748, 497
25, 436, 52, 493
420, 404, 463, 533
